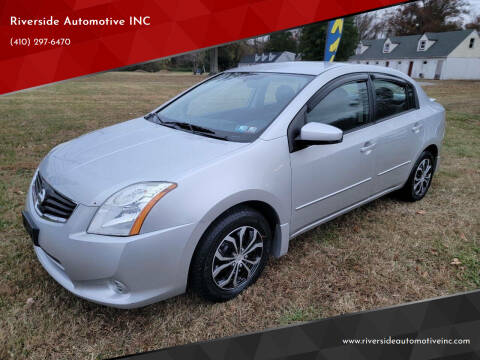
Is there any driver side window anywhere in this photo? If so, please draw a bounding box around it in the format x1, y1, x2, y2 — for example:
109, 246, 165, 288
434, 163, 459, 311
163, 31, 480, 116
306, 81, 370, 132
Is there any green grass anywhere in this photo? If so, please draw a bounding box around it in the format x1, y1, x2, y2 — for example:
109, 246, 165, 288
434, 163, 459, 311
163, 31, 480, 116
279, 306, 323, 325
455, 243, 480, 287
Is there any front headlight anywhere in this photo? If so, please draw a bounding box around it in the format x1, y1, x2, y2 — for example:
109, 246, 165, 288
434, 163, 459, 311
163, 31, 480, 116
87, 182, 177, 236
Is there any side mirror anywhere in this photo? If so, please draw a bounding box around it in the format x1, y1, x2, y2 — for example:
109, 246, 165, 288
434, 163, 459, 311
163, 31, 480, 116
296, 122, 343, 146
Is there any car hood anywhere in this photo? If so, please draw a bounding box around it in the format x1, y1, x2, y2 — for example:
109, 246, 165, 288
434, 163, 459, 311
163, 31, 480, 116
39, 118, 248, 206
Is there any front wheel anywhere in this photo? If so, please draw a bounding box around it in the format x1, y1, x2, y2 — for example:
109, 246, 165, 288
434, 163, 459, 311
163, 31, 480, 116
190, 207, 271, 302
399, 150, 435, 201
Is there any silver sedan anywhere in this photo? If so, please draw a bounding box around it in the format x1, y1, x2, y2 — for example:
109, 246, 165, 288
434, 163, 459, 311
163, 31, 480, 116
22, 62, 445, 308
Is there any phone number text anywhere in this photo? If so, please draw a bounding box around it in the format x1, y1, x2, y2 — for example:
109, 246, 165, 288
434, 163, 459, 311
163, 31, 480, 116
10, 38, 71, 47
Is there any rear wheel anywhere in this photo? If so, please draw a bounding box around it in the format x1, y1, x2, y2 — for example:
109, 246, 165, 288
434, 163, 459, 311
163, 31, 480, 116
399, 150, 435, 201
190, 207, 271, 302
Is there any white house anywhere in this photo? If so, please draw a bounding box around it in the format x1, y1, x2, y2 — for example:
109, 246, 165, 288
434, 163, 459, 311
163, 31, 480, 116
238, 51, 296, 66
349, 30, 480, 80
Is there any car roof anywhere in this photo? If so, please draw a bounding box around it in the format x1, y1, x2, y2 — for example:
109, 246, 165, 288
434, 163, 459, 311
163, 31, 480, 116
225, 61, 349, 76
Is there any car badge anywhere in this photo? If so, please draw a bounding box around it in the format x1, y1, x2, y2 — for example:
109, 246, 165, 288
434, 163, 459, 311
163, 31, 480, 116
38, 188, 46, 205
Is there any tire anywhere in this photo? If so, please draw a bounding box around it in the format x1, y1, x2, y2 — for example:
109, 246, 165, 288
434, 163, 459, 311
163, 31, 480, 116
190, 207, 271, 302
399, 150, 435, 201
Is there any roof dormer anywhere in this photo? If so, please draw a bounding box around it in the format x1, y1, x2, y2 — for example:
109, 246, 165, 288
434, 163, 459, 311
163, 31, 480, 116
417, 34, 436, 52
383, 38, 398, 53
355, 41, 370, 55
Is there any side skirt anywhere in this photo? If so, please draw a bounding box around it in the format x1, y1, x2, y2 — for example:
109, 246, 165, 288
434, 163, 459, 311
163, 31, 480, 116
289, 185, 402, 240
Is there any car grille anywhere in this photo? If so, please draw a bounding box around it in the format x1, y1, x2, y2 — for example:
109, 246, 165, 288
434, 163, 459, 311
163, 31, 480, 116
33, 173, 77, 222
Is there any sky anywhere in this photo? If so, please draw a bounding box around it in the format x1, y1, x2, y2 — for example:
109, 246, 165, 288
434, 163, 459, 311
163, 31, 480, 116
469, 0, 480, 18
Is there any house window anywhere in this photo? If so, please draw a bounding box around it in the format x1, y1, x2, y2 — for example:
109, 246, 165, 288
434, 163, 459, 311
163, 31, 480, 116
470, 38, 475, 49
375, 61, 379, 65
384, 43, 390, 52
398, 61, 402, 64
419, 40, 426, 50
423, 61, 428, 64
366, 61, 369, 64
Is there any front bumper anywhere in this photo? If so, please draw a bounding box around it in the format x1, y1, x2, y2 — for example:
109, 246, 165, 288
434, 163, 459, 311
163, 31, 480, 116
24, 183, 197, 309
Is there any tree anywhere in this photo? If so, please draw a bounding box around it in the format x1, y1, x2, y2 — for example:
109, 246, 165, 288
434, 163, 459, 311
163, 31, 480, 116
466, 15, 480, 31
384, 0, 468, 36
355, 13, 383, 40
203, 40, 254, 71
264, 30, 297, 53
337, 18, 360, 61
120, 61, 163, 72
298, 17, 358, 61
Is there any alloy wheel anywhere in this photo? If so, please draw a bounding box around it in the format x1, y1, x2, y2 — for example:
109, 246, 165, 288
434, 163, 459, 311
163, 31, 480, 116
211, 226, 263, 290
413, 158, 432, 197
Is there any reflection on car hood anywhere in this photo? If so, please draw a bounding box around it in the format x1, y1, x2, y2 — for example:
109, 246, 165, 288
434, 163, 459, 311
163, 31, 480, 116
39, 118, 248, 206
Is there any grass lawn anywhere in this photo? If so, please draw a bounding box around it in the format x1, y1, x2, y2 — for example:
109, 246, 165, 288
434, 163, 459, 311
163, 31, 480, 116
0, 72, 478, 359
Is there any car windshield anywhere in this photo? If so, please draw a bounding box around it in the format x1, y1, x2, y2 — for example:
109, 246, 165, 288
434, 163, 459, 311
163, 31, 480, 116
153, 72, 313, 142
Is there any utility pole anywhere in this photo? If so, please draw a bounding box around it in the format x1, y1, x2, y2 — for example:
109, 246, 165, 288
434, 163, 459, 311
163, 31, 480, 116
209, 47, 218, 74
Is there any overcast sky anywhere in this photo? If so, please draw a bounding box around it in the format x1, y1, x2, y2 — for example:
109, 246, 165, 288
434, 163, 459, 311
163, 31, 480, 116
469, 0, 480, 18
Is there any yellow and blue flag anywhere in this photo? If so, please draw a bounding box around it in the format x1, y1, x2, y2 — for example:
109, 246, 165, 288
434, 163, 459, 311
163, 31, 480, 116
324, 18, 344, 62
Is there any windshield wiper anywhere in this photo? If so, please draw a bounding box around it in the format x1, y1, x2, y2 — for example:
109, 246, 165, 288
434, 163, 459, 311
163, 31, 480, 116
145, 112, 181, 131
144, 112, 164, 124
163, 121, 229, 140
146, 115, 228, 140
194, 132, 229, 141
162, 121, 212, 133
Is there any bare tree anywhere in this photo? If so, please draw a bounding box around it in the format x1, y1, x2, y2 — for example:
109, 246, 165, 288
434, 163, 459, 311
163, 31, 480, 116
355, 13, 383, 40
466, 15, 480, 31
384, 0, 468, 36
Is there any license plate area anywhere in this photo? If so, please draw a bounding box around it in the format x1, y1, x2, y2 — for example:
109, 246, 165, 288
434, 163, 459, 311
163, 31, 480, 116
22, 210, 39, 246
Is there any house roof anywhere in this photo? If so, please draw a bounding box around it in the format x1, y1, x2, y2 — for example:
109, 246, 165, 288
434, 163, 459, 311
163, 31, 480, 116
239, 51, 294, 64
350, 30, 475, 60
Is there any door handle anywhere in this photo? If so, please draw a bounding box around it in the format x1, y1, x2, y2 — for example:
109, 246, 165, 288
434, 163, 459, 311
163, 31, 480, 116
360, 142, 376, 153
412, 123, 423, 133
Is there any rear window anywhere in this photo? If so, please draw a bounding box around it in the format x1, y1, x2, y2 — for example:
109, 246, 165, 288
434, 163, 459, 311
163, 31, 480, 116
373, 79, 416, 120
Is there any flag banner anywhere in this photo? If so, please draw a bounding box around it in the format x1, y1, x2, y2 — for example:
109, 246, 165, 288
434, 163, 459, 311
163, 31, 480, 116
0, 0, 409, 95
324, 18, 344, 62
112, 290, 480, 359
